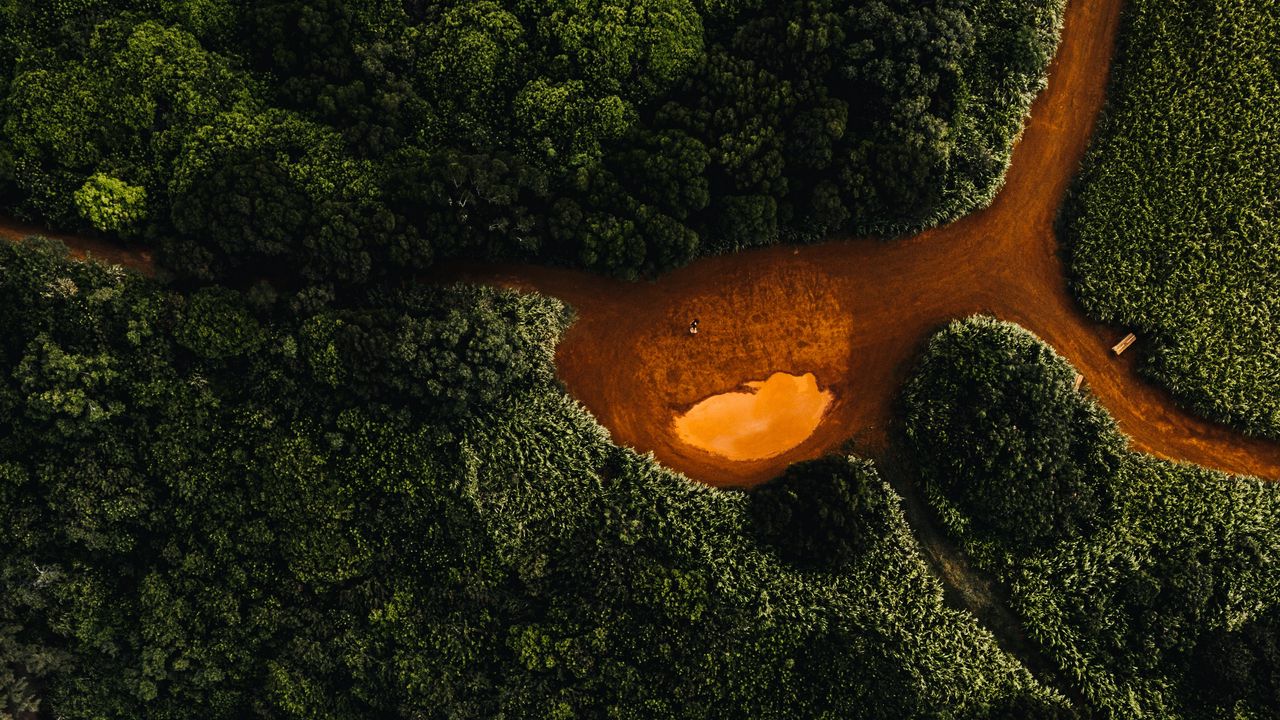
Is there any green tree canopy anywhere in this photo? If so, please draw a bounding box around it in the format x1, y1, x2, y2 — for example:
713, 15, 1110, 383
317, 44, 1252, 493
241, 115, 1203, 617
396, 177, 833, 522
412, 2, 526, 146
749, 455, 894, 571
518, 0, 704, 100
901, 316, 1124, 547
3, 18, 254, 224
167, 109, 392, 281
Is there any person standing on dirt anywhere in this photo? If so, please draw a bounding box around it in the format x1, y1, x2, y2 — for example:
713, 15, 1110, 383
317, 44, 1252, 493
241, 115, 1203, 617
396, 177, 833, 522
689, 318, 700, 335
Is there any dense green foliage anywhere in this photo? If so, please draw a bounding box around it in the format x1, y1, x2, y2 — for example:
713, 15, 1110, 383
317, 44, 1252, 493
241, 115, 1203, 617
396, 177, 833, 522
1, 0, 1064, 282
1064, 0, 1280, 437
902, 316, 1123, 548
749, 455, 893, 571
1193, 606, 1280, 715
903, 317, 1280, 719
0, 240, 1066, 719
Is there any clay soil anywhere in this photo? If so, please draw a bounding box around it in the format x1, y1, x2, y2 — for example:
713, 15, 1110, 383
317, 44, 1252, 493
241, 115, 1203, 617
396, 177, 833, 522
4, 0, 1280, 489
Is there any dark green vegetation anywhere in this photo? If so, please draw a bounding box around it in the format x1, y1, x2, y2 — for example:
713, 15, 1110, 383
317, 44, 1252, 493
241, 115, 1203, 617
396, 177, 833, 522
6, 1, 1278, 717
749, 455, 892, 572
902, 317, 1123, 548
0, 240, 1069, 719
0, 0, 1063, 282
903, 317, 1280, 719
1064, 0, 1280, 437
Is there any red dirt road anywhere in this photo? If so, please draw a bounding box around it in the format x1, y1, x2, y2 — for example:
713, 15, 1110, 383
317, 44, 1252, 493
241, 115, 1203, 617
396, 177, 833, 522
4, 0, 1279, 488
0, 217, 154, 274
454, 0, 1280, 487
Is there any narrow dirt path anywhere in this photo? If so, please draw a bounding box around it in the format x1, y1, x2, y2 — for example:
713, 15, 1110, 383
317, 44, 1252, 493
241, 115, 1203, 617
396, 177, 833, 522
3, 0, 1278, 490
873, 448, 1091, 712
0, 217, 153, 274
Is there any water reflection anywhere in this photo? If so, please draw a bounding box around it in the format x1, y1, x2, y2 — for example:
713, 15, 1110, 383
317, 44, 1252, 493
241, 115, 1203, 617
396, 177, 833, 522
673, 372, 833, 461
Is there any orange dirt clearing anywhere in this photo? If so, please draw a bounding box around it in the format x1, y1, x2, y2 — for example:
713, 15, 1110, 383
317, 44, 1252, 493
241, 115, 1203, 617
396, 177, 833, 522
4, 0, 1280, 490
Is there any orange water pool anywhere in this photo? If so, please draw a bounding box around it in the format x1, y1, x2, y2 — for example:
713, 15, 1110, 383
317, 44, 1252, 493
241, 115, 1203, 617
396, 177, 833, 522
672, 372, 833, 461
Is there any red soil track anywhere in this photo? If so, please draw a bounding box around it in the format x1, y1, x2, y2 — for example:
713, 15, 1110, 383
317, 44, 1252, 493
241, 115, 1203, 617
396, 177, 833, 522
4, 0, 1280, 489
0, 217, 154, 274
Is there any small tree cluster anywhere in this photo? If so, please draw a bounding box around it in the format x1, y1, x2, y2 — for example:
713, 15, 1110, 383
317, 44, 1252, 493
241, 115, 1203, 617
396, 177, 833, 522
901, 316, 1124, 547
749, 455, 893, 571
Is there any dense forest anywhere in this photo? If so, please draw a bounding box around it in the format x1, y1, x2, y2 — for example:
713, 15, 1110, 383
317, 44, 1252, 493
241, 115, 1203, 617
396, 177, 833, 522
0, 239, 1068, 718
0, 1, 1082, 717
10, 240, 1279, 718
5, 0, 1280, 717
1063, 0, 1280, 437
902, 317, 1280, 719
0, 0, 1063, 282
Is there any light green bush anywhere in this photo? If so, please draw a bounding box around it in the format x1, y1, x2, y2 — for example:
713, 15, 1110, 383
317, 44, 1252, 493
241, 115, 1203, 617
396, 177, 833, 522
73, 174, 146, 234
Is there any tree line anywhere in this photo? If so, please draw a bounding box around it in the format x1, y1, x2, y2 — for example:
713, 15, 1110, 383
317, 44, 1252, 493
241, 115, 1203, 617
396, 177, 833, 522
1, 0, 1063, 283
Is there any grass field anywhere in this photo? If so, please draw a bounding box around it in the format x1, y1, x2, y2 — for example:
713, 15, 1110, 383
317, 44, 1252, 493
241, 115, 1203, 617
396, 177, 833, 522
1064, 0, 1280, 437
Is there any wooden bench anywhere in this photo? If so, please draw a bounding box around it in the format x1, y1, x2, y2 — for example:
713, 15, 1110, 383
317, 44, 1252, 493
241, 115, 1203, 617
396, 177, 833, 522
1111, 332, 1137, 355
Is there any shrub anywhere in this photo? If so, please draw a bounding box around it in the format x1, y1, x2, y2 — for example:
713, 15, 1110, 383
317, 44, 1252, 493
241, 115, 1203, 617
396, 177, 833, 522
73, 173, 146, 234
901, 316, 1124, 547
749, 455, 893, 571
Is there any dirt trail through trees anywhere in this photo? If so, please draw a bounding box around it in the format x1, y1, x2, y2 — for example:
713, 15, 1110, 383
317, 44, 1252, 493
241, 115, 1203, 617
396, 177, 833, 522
4, 0, 1279, 489
0, 216, 154, 273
